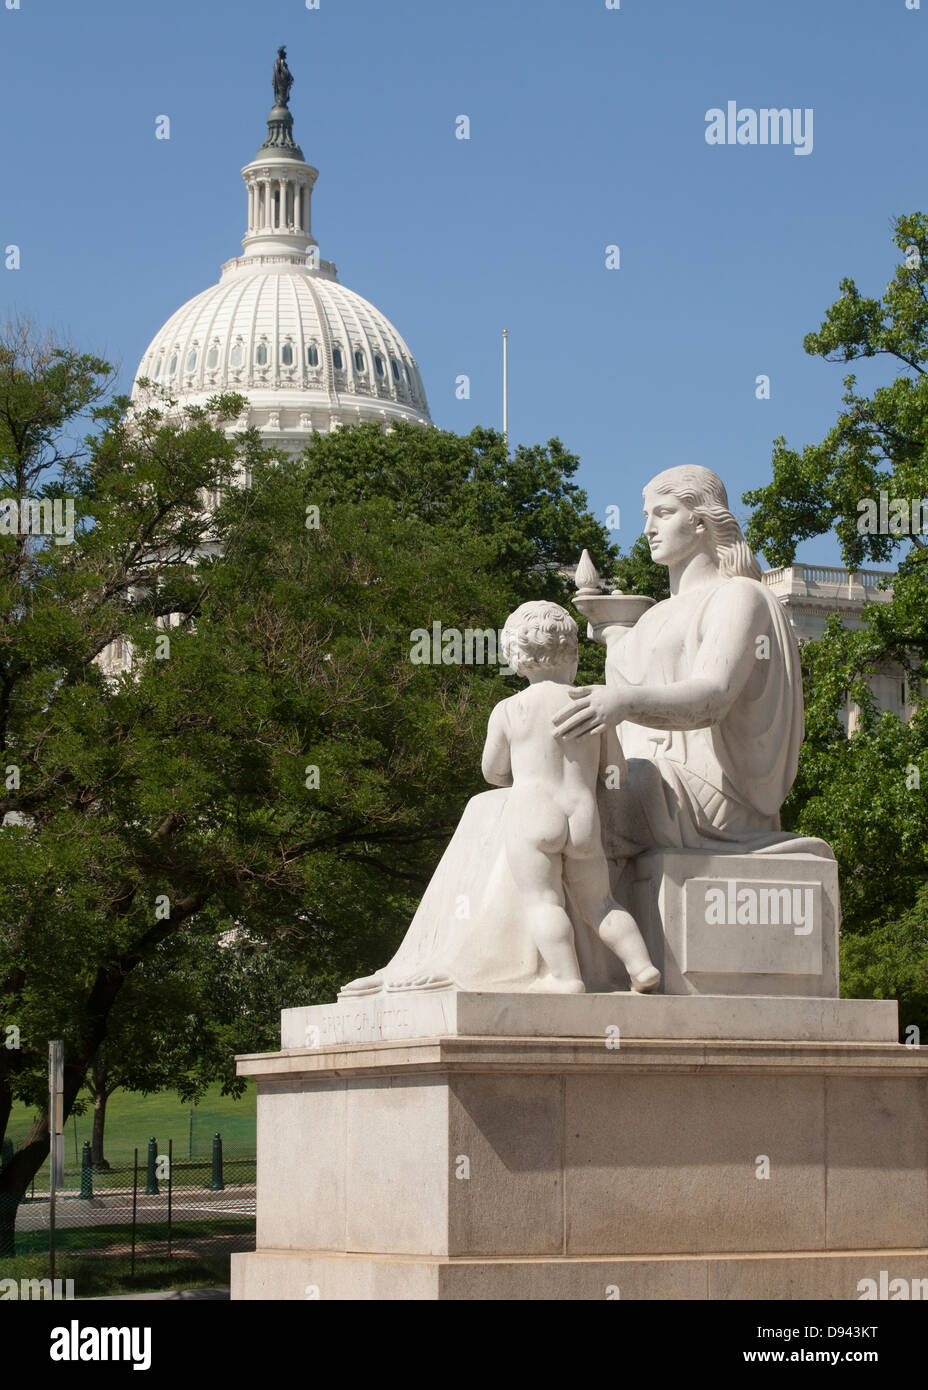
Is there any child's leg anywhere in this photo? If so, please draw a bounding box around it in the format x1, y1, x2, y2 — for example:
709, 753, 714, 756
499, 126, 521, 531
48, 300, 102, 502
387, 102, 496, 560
563, 853, 660, 992
504, 826, 584, 992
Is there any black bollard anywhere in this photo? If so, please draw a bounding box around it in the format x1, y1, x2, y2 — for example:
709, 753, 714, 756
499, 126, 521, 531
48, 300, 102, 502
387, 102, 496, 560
208, 1132, 224, 1191
79, 1141, 93, 1200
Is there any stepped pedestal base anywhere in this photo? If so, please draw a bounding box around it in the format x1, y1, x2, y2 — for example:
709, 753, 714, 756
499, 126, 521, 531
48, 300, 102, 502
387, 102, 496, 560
232, 999, 928, 1301
233, 1248, 928, 1302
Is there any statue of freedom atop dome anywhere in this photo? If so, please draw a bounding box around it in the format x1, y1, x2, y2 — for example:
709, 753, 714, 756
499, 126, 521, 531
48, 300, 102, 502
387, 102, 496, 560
273, 46, 294, 108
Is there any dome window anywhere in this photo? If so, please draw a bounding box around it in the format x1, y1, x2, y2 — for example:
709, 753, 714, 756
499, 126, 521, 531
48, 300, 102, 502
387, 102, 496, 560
307, 344, 319, 367
391, 359, 400, 382
332, 348, 344, 370
186, 350, 198, 372
282, 344, 294, 366
354, 350, 365, 372
404, 365, 412, 385
230, 343, 244, 368
206, 346, 219, 369
374, 354, 385, 377
256, 344, 268, 366
153, 358, 162, 378
168, 354, 177, 376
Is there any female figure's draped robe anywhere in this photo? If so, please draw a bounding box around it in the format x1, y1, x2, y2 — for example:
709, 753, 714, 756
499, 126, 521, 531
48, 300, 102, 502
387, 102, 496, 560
598, 577, 805, 856
340, 578, 833, 997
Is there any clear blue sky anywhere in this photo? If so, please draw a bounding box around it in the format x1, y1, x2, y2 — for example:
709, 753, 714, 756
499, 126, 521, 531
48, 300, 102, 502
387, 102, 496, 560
1, 0, 925, 567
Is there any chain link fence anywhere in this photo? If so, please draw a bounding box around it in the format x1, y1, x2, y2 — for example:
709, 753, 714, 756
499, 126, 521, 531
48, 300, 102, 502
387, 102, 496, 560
12, 1134, 255, 1271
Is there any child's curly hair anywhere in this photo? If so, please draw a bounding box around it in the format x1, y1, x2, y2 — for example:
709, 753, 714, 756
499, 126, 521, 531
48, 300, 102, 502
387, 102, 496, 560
501, 601, 578, 676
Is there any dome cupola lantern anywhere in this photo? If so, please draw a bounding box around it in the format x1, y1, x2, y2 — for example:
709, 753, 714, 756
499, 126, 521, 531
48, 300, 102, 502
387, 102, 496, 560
241, 46, 321, 264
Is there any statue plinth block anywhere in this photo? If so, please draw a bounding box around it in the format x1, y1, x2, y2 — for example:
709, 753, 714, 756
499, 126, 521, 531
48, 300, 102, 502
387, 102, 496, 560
283, 991, 894, 1048
231, 1029, 928, 1301
631, 850, 839, 998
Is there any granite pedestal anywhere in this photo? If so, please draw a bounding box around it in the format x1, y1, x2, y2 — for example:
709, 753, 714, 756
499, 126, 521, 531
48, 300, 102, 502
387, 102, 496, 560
231, 993, 928, 1301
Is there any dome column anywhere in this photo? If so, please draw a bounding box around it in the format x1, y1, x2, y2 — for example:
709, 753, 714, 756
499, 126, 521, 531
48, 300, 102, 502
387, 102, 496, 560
241, 159, 319, 259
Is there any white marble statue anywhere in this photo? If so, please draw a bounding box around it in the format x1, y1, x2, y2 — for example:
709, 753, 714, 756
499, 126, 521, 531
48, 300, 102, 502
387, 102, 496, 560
340, 465, 826, 999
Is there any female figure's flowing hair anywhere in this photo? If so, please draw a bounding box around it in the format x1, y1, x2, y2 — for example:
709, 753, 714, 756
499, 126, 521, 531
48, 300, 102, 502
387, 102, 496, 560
644, 465, 762, 581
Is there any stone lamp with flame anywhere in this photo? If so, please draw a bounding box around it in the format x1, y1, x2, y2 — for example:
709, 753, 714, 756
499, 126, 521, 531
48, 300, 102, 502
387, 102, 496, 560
572, 549, 655, 642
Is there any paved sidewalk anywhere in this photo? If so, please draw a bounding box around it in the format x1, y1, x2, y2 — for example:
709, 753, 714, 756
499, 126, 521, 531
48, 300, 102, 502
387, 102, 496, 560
19, 1186, 255, 1230
82, 1287, 230, 1300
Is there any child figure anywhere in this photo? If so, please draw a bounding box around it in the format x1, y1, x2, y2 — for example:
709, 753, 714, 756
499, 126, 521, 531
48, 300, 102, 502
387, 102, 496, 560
482, 601, 660, 994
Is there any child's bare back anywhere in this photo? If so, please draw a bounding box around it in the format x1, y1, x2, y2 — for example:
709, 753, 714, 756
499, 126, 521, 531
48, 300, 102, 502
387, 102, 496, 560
484, 682, 604, 858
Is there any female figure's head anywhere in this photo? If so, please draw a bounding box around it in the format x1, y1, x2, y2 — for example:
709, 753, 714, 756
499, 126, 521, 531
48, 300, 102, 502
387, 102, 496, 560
642, 465, 762, 581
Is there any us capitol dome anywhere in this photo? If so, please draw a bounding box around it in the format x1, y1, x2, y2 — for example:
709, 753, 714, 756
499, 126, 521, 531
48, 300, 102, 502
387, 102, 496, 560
131, 47, 432, 446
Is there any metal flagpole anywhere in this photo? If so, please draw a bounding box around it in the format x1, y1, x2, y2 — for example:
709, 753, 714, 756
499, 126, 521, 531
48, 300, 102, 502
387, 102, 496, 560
502, 329, 509, 444
48, 1040, 64, 1282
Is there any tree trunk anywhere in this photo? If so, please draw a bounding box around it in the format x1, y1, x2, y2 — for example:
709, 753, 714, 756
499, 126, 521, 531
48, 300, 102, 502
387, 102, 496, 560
90, 1081, 112, 1170
0, 1070, 19, 1256
0, 937, 197, 1252
0, 1114, 49, 1258
0, 1113, 15, 1258
0, 1194, 16, 1259
0, 1056, 90, 1256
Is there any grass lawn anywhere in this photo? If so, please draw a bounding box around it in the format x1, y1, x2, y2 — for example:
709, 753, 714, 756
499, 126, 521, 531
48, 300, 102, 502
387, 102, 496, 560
6, 1080, 257, 1170
13, 1217, 255, 1257
0, 1248, 235, 1298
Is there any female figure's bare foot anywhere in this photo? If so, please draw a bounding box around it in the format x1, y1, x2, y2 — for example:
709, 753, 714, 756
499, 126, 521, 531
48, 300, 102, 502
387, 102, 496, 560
630, 965, 661, 994
384, 970, 455, 993
338, 972, 384, 998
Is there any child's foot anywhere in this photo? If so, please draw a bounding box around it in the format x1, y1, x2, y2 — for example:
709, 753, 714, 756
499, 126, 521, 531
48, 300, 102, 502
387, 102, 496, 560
630, 965, 661, 994
597, 908, 660, 993
528, 974, 586, 994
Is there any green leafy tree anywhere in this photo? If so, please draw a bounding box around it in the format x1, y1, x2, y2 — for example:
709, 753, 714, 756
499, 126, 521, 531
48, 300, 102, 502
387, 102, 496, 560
0, 325, 615, 1249
289, 420, 617, 689
743, 216, 928, 1032
0, 322, 261, 1247
745, 213, 928, 571
84, 923, 305, 1167
291, 423, 615, 595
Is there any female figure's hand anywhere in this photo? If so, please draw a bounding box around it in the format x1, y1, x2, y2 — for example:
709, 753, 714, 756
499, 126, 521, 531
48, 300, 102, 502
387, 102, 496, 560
551, 683, 626, 740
